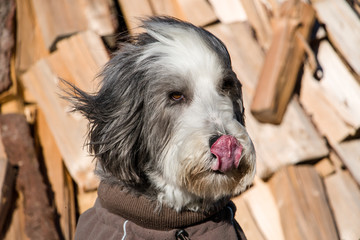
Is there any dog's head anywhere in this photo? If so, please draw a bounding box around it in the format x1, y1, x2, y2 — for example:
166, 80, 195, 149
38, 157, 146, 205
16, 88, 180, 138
72, 17, 256, 211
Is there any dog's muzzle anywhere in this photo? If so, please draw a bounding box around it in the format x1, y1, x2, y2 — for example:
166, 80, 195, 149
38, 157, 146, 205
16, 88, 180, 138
209, 135, 243, 173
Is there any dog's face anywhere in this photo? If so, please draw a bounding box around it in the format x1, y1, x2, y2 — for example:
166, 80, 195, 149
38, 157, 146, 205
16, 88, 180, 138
73, 17, 256, 211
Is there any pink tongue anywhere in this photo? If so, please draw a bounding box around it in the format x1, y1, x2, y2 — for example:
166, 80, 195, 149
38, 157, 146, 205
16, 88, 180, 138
210, 135, 243, 172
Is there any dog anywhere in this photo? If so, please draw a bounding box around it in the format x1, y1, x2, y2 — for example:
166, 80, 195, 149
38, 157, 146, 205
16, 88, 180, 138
72, 17, 256, 240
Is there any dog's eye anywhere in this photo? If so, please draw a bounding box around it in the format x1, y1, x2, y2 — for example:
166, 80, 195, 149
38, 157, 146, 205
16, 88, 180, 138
169, 92, 185, 102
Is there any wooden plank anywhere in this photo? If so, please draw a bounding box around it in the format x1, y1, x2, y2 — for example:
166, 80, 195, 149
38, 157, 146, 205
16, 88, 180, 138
300, 63, 355, 143
250, 1, 316, 124
118, 0, 153, 35
0, 114, 60, 239
15, 0, 49, 74
21, 31, 108, 190
0, 131, 15, 234
269, 165, 338, 240
175, 0, 217, 26
79, 0, 116, 36
209, 0, 247, 23
206, 22, 328, 178
30, 0, 87, 50
239, 0, 272, 49
333, 139, 360, 185
232, 195, 266, 240
21, 58, 97, 191
325, 170, 360, 240
149, 0, 187, 21
312, 0, 360, 76
236, 178, 285, 240
36, 109, 76, 239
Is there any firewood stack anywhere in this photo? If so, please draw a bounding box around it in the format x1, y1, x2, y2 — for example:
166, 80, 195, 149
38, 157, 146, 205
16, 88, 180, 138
0, 0, 359, 239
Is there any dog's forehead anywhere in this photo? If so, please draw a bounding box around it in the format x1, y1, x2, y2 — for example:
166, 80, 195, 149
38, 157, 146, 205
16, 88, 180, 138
142, 22, 229, 84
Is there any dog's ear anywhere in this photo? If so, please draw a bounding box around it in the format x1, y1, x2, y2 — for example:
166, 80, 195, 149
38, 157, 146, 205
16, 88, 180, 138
67, 48, 150, 187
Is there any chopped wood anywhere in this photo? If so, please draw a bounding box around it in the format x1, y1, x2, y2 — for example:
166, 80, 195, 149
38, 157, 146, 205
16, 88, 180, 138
117, 0, 153, 35
31, 0, 87, 50
312, 0, 360, 76
232, 196, 266, 240
77, 190, 98, 214
21, 31, 108, 191
36, 109, 76, 239
239, 0, 273, 49
324, 170, 360, 240
79, 0, 116, 36
176, 0, 217, 26
21, 58, 98, 191
15, 0, 49, 74
0, 132, 15, 234
149, 0, 186, 20
250, 1, 316, 124
236, 177, 285, 240
0, 0, 15, 94
300, 40, 360, 143
209, 0, 247, 23
269, 165, 338, 240
0, 114, 60, 239
333, 139, 360, 185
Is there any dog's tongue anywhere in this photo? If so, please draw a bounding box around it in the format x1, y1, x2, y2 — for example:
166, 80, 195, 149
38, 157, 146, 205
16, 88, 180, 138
210, 135, 243, 172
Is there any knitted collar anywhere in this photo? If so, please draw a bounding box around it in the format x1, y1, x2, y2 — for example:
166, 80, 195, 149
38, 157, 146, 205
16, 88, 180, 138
98, 181, 235, 231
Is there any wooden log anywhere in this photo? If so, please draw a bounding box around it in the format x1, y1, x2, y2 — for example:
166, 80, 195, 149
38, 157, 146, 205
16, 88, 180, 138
118, 0, 153, 35
36, 109, 76, 239
21, 31, 108, 190
300, 40, 360, 143
206, 22, 328, 178
333, 139, 360, 186
314, 158, 335, 178
234, 178, 285, 240
312, 0, 360, 76
15, 0, 49, 74
208, 0, 247, 23
250, 1, 316, 124
30, 0, 87, 50
0, 132, 15, 234
0, 114, 60, 239
232, 195, 266, 240
239, 0, 273, 49
0, 0, 15, 94
324, 170, 360, 240
269, 165, 338, 240
149, 0, 187, 21
175, 0, 217, 26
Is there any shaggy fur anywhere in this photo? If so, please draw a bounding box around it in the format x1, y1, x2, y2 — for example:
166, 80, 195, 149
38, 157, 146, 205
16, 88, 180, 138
68, 17, 256, 212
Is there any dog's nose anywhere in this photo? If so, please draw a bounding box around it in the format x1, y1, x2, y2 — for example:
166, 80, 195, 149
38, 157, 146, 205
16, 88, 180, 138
209, 135, 222, 148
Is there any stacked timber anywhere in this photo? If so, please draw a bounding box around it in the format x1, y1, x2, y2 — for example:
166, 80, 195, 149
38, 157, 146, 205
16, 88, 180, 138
0, 0, 359, 239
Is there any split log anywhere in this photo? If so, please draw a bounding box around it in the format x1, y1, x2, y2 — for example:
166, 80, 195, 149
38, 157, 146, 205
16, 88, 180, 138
314, 158, 335, 178
333, 139, 360, 185
0, 0, 15, 94
0, 132, 15, 234
175, 0, 217, 26
30, 0, 87, 50
239, 0, 272, 49
15, 0, 49, 74
36, 109, 76, 239
118, 0, 153, 34
208, 0, 247, 23
0, 114, 60, 239
312, 0, 360, 76
232, 196, 266, 240
21, 31, 109, 190
269, 165, 338, 240
233, 178, 285, 240
250, 1, 316, 124
324, 170, 360, 240
206, 22, 328, 178
300, 40, 360, 143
